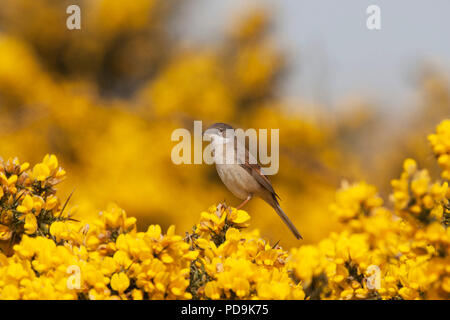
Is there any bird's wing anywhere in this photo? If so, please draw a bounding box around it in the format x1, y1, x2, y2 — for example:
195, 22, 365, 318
237, 139, 280, 200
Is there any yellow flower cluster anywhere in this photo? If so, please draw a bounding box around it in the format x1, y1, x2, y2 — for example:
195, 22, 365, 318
0, 155, 66, 251
0, 156, 304, 300
0, 166, 303, 300
187, 204, 305, 300
329, 181, 383, 222
391, 158, 448, 225
290, 182, 449, 300
0, 120, 449, 300
2, 210, 197, 300
289, 120, 450, 300
0, 155, 197, 299
1, 200, 197, 299
428, 119, 450, 180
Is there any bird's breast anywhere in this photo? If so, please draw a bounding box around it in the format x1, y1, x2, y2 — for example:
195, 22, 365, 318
215, 163, 261, 200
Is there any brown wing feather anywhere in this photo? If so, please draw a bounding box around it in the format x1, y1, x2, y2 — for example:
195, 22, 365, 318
239, 145, 280, 200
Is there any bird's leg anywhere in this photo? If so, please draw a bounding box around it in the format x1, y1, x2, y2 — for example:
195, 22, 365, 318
236, 194, 252, 210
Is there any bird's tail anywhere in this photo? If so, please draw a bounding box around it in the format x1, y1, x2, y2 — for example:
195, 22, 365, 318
271, 200, 303, 240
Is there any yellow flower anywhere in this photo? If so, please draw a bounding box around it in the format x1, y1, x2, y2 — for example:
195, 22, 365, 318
45, 196, 58, 211
428, 119, 450, 179
32, 163, 50, 182
7, 175, 17, 186
132, 289, 143, 300
146, 224, 162, 239
19, 162, 30, 173
403, 158, 417, 174
24, 214, 37, 234
43, 154, 58, 171
112, 250, 132, 268
0, 225, 12, 240
17, 194, 34, 213
1, 285, 20, 300
233, 278, 250, 298
49, 221, 68, 242
110, 272, 130, 293
330, 181, 383, 221
230, 210, 251, 225
205, 281, 221, 299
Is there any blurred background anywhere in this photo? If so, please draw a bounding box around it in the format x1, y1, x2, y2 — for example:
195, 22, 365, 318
0, 0, 449, 246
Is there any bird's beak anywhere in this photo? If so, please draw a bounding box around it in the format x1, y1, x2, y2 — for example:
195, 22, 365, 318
202, 126, 210, 138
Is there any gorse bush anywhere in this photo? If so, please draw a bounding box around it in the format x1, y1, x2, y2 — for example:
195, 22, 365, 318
1, 1, 449, 248
291, 120, 450, 300
0, 120, 449, 300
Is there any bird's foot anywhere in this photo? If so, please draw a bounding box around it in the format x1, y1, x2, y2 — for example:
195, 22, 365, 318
236, 194, 253, 210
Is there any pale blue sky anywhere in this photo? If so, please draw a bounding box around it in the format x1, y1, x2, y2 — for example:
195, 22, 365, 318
176, 0, 450, 110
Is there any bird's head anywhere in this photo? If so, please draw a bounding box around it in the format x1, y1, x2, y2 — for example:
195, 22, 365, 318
203, 122, 234, 143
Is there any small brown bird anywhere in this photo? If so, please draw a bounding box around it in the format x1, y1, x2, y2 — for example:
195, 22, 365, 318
203, 122, 302, 240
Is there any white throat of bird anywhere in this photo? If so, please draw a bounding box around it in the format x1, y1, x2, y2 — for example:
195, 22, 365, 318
210, 134, 232, 147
